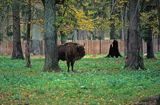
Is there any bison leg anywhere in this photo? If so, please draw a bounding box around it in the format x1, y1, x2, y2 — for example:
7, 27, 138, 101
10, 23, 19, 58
71, 61, 75, 72
67, 61, 70, 72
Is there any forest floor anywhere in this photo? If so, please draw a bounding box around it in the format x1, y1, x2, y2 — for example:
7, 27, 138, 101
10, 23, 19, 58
0, 53, 160, 105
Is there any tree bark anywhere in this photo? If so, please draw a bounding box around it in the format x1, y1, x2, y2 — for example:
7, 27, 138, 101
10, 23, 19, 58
110, 0, 116, 39
158, 0, 160, 51
158, 35, 160, 51
124, 4, 129, 56
60, 31, 66, 44
43, 0, 60, 72
146, 26, 155, 58
120, 4, 128, 40
110, 23, 116, 39
25, 0, 32, 67
125, 0, 145, 70
143, 2, 155, 59
12, 0, 24, 59
72, 29, 78, 41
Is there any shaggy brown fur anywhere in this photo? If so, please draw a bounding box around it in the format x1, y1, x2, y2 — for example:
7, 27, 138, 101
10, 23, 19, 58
58, 42, 85, 72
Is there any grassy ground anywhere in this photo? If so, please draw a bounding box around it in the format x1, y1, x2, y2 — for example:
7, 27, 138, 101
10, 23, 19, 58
0, 53, 160, 105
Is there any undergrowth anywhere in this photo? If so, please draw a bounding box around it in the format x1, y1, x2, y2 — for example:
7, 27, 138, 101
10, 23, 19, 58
0, 53, 160, 105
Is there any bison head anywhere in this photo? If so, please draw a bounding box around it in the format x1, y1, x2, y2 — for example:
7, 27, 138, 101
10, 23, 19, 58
76, 45, 85, 58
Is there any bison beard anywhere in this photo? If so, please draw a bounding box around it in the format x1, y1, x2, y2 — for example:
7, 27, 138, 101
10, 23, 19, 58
58, 42, 85, 72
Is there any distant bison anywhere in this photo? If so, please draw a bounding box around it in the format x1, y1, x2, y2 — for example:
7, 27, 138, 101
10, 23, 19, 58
58, 42, 85, 72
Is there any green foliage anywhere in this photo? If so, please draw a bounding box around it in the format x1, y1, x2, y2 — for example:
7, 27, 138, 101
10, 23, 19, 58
140, 10, 159, 38
0, 0, 12, 18
56, 3, 76, 35
74, 9, 94, 31
0, 53, 160, 104
56, 0, 95, 35
140, 0, 159, 40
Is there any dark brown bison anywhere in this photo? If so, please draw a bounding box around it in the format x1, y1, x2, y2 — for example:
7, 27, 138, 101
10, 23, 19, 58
58, 42, 85, 72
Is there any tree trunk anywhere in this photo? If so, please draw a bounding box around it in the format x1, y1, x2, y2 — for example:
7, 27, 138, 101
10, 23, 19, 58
43, 0, 60, 72
25, 0, 31, 67
12, 0, 24, 59
158, 35, 160, 51
158, 0, 160, 51
110, 24, 116, 39
143, 2, 155, 59
120, 4, 128, 40
125, 0, 145, 70
146, 26, 155, 58
106, 40, 122, 58
124, 5, 128, 56
110, 0, 116, 39
119, 9, 123, 40
72, 29, 78, 41
60, 31, 66, 44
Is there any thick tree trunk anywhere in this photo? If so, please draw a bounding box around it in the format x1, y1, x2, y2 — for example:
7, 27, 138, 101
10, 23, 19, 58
12, 0, 24, 59
43, 0, 60, 72
25, 0, 31, 67
146, 26, 155, 58
125, 0, 145, 70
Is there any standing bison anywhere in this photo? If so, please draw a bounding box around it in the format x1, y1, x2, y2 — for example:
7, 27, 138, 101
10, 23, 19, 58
58, 42, 85, 72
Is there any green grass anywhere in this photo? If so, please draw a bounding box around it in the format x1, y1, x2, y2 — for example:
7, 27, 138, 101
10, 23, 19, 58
0, 53, 160, 105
